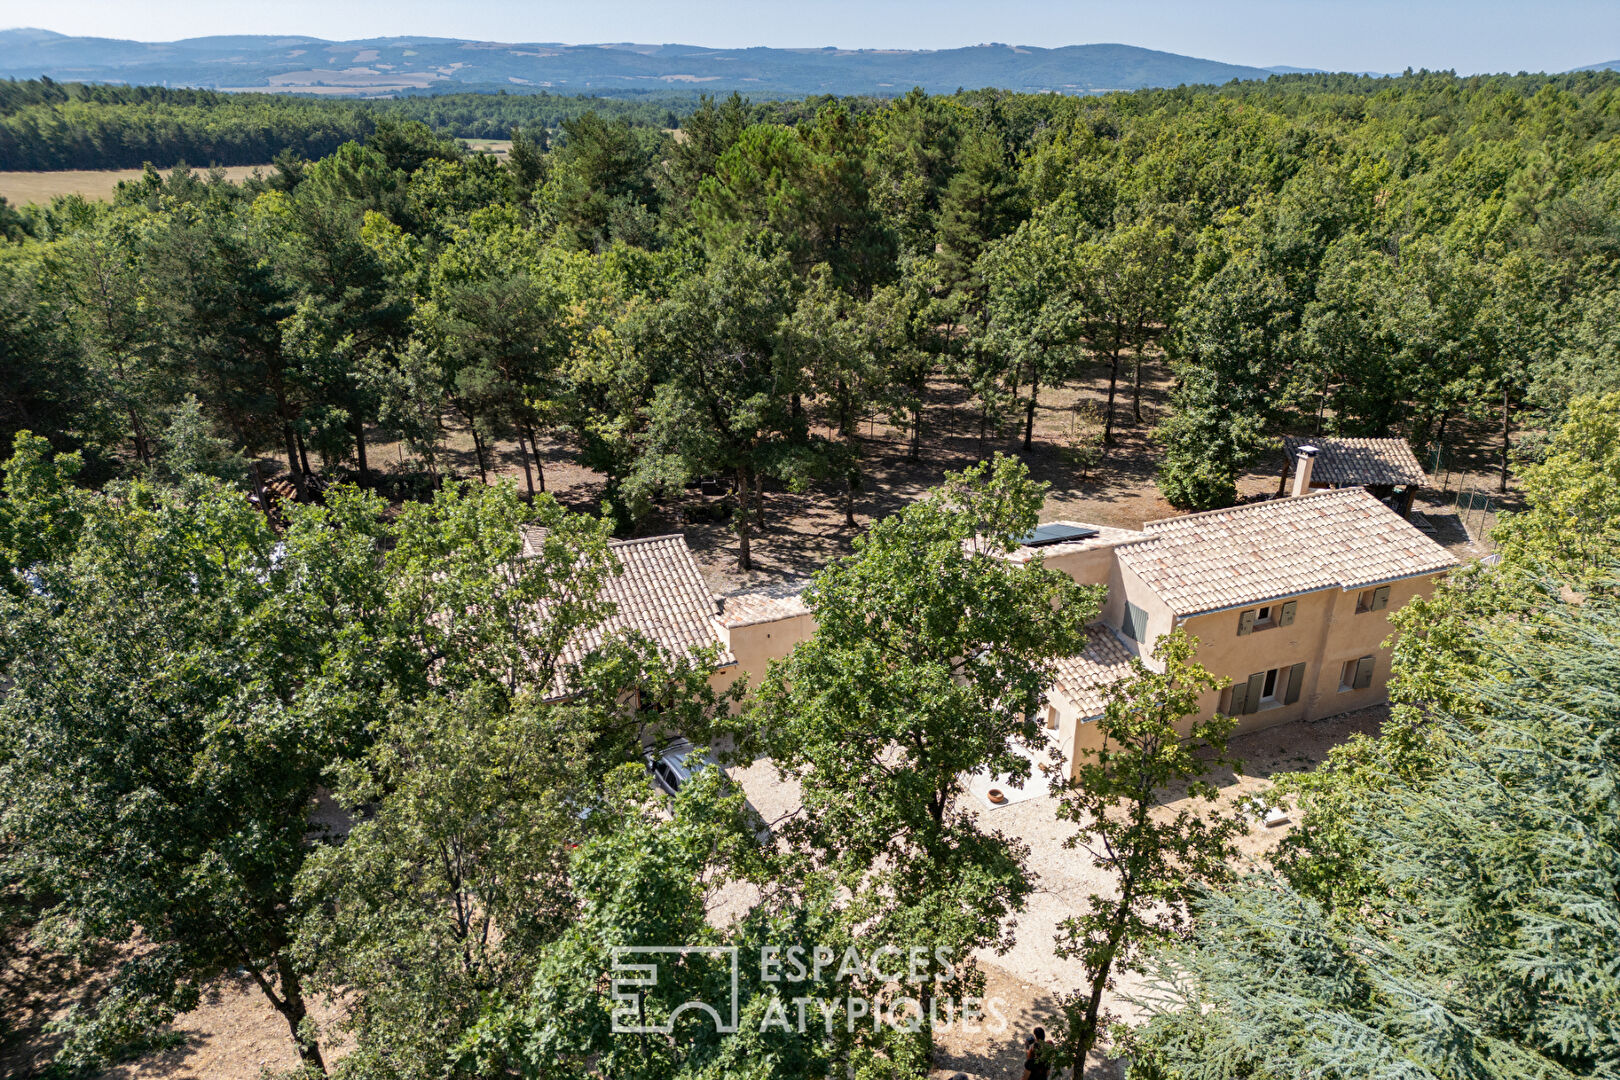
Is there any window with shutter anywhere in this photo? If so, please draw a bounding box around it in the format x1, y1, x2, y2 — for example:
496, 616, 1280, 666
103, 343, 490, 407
1279, 600, 1297, 627
1352, 655, 1375, 689
1237, 609, 1255, 636
1244, 671, 1266, 714
1228, 680, 1248, 716
1123, 601, 1149, 643
1371, 585, 1390, 611
1284, 662, 1305, 704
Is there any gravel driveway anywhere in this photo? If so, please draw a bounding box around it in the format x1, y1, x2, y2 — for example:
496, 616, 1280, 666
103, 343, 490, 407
719, 707, 1388, 1077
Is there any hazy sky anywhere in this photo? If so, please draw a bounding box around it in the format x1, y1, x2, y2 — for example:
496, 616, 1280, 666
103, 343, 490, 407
2, 0, 1617, 73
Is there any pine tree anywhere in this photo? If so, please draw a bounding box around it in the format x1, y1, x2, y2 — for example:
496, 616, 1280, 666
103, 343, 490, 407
1125, 583, 1620, 1080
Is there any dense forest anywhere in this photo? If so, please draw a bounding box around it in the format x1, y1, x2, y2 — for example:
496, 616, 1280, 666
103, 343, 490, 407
0, 78, 836, 170
0, 69, 1618, 1080
3, 70, 1619, 541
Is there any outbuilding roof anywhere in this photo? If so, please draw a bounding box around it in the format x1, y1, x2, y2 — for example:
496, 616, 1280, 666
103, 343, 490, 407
717, 580, 812, 628
557, 534, 734, 671
1282, 437, 1427, 488
1051, 625, 1138, 720
1115, 488, 1457, 617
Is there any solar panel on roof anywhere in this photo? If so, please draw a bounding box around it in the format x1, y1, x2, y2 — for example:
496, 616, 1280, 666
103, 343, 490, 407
1017, 524, 1101, 548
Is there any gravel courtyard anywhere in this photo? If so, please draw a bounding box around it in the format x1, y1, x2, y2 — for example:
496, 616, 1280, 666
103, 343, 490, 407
723, 706, 1389, 1080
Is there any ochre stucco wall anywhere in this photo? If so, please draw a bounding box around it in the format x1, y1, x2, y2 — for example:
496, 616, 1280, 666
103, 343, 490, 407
1175, 572, 1440, 736
1030, 544, 1119, 588
1052, 560, 1445, 776
1100, 558, 1176, 666
710, 612, 817, 703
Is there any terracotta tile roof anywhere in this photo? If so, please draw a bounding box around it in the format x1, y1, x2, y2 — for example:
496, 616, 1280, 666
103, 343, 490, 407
1116, 488, 1457, 617
1052, 625, 1137, 719
558, 534, 733, 670
718, 580, 812, 628
519, 523, 549, 557
1282, 437, 1427, 487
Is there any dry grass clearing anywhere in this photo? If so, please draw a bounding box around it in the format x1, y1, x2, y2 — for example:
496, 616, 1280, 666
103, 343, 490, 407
0, 166, 272, 206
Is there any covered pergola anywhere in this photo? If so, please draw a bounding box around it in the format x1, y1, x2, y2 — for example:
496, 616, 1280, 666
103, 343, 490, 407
1279, 437, 1428, 517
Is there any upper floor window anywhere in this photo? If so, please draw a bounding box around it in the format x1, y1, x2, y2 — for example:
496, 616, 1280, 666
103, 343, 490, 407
1237, 600, 1296, 636
1356, 586, 1391, 613
1122, 601, 1149, 644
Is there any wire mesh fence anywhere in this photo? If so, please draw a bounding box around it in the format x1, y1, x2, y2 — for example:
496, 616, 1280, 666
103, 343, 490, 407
1453, 489, 1502, 543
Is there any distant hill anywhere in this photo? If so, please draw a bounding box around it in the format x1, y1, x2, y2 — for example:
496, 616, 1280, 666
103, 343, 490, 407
0, 29, 1280, 96
1572, 59, 1620, 72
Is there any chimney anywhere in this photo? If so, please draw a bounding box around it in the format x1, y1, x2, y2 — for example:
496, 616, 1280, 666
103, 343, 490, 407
1291, 444, 1319, 497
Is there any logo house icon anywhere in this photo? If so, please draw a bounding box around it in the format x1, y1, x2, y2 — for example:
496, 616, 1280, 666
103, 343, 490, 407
610, 946, 741, 1035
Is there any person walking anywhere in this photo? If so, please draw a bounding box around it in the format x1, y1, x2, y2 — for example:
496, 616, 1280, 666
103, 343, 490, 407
1021, 1026, 1051, 1080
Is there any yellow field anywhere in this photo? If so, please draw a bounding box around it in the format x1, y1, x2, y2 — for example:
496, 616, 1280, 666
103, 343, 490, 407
0, 165, 272, 206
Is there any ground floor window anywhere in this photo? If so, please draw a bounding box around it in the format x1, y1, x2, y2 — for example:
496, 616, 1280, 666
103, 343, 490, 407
1228, 662, 1306, 715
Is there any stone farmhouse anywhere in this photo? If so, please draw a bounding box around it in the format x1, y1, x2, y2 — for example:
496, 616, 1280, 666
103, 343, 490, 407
532, 457, 1457, 779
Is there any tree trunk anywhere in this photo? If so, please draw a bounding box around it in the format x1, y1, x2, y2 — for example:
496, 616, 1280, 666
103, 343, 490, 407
352, 416, 370, 487
251, 461, 267, 512
1131, 349, 1144, 424
736, 465, 752, 572
837, 386, 858, 529
282, 422, 307, 501
514, 429, 536, 497
909, 404, 922, 460
470, 424, 489, 484
522, 424, 546, 493
1499, 386, 1511, 494
273, 955, 327, 1075
128, 407, 151, 467
1102, 350, 1122, 445
1067, 925, 1128, 1080
296, 431, 312, 478
1023, 374, 1039, 452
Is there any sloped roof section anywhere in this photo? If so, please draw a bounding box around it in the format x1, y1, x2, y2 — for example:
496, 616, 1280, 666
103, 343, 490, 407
1052, 625, 1137, 719
717, 579, 812, 628
1282, 437, 1427, 487
1116, 488, 1457, 617
557, 533, 734, 674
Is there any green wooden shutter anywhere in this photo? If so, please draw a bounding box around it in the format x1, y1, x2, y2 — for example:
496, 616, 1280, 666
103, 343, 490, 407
1228, 680, 1248, 716
1279, 600, 1297, 627
1284, 662, 1305, 704
1244, 671, 1266, 714
1237, 609, 1255, 636
1371, 585, 1390, 611
1124, 602, 1148, 643
1352, 655, 1375, 689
